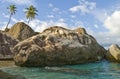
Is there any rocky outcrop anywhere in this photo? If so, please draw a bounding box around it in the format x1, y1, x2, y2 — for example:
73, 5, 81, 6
105, 44, 120, 62
0, 70, 26, 79
7, 22, 37, 41
74, 28, 87, 34
13, 26, 106, 67
0, 32, 18, 59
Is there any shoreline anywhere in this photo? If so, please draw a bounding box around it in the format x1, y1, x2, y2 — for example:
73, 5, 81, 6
0, 60, 15, 68
0, 58, 13, 61
0, 61, 26, 79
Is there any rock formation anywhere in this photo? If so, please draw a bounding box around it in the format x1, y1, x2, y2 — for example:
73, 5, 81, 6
0, 32, 18, 59
7, 22, 37, 41
105, 44, 120, 62
13, 26, 106, 67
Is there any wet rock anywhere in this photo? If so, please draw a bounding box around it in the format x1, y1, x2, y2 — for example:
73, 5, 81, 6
0, 70, 26, 79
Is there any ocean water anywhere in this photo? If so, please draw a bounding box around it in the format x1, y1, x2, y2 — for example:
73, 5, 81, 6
1, 60, 120, 79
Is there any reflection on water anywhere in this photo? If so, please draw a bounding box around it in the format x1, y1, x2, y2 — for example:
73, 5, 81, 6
1, 60, 120, 79
110, 63, 120, 71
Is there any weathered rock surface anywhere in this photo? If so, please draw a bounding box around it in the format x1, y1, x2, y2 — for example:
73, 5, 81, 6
7, 22, 37, 41
13, 26, 106, 67
0, 32, 18, 59
105, 44, 120, 62
0, 70, 26, 79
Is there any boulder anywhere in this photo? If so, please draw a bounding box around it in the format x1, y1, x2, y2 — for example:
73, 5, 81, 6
13, 26, 106, 67
105, 44, 120, 62
0, 32, 18, 59
7, 22, 37, 41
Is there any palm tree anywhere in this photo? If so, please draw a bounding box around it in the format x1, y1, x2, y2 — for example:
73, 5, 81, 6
5, 4, 17, 30
25, 5, 38, 23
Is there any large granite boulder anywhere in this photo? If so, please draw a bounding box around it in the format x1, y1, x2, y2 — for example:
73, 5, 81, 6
13, 26, 106, 67
0, 32, 18, 59
105, 44, 120, 62
7, 22, 37, 41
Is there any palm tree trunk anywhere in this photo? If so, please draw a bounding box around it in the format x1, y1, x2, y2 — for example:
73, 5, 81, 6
5, 13, 12, 30
28, 19, 30, 24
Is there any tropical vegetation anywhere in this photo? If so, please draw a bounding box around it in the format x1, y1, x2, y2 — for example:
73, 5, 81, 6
5, 4, 17, 30
25, 5, 38, 23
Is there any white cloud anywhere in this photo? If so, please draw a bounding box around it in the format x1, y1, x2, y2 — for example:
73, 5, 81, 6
69, 0, 96, 14
47, 15, 54, 18
48, 3, 62, 15
53, 8, 60, 12
28, 19, 85, 32
93, 32, 120, 49
2, 0, 34, 5
94, 24, 99, 28
2, 13, 9, 18
29, 19, 68, 32
70, 15, 76, 18
104, 11, 120, 34
58, 18, 65, 22
49, 3, 53, 7
12, 18, 18, 23
74, 21, 85, 28
93, 10, 108, 23
0, 21, 12, 30
48, 3, 59, 12
2, 13, 25, 23
91, 10, 120, 48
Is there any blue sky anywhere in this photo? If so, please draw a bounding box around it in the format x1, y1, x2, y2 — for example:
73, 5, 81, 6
0, 0, 120, 48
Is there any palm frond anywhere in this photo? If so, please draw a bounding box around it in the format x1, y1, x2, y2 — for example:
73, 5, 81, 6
25, 5, 38, 23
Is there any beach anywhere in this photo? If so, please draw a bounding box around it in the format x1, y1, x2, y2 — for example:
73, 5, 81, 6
0, 60, 15, 68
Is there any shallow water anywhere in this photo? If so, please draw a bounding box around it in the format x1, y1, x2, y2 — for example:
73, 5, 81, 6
1, 60, 120, 79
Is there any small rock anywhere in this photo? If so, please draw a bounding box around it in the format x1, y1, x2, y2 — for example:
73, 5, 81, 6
105, 44, 120, 62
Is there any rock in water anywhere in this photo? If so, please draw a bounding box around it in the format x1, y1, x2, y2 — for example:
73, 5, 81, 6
13, 26, 106, 67
105, 44, 120, 62
0, 70, 26, 79
0, 32, 18, 59
7, 22, 37, 41
44, 66, 91, 75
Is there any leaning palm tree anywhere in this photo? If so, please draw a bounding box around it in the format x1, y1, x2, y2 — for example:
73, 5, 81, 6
25, 5, 38, 23
5, 4, 17, 30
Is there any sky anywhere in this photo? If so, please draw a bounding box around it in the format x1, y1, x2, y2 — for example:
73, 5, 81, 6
0, 0, 120, 48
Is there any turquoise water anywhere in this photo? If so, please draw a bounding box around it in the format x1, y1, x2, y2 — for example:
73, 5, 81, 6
2, 60, 120, 79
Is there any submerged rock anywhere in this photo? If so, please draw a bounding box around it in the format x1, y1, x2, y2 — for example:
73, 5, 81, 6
44, 66, 91, 75
105, 44, 120, 62
0, 32, 18, 59
0, 70, 26, 79
7, 22, 37, 41
13, 26, 106, 67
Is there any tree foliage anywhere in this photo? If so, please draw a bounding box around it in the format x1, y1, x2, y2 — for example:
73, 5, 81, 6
5, 4, 17, 31
25, 5, 38, 23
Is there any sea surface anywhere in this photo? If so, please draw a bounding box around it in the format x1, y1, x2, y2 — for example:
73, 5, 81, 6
1, 60, 120, 79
